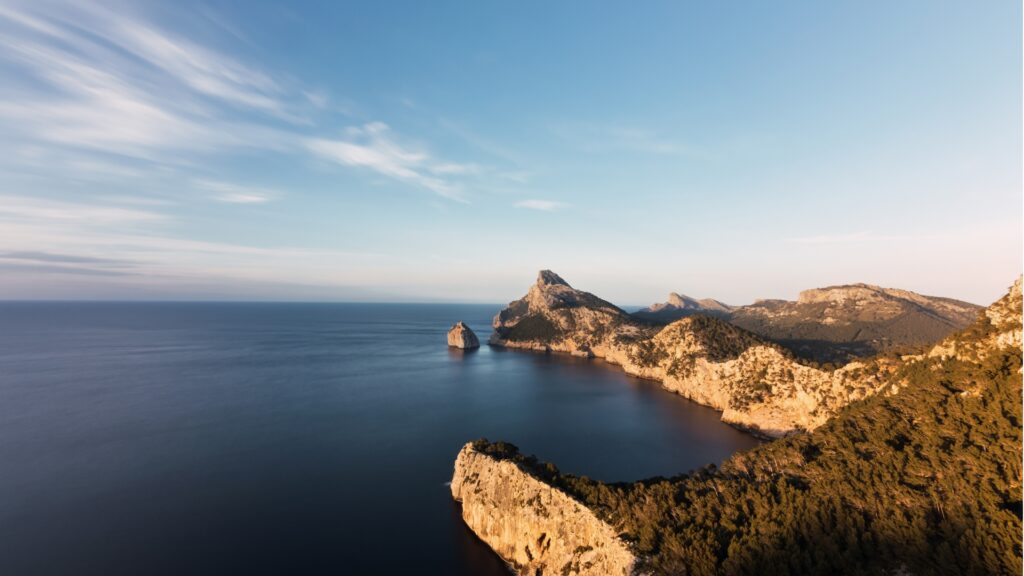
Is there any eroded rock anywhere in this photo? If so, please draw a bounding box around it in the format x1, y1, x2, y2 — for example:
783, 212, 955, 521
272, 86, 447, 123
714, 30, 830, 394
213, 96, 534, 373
447, 321, 480, 349
450, 443, 637, 576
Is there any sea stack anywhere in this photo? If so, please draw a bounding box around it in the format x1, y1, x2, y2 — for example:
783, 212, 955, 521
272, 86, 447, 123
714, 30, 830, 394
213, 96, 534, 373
447, 321, 480, 349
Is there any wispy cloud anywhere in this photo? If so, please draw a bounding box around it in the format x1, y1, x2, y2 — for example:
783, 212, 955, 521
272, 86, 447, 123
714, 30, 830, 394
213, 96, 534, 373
0, 194, 387, 293
194, 179, 277, 204
0, 3, 302, 163
0, 194, 166, 224
0, 1, 519, 298
0, 1, 484, 204
437, 117, 526, 166
0, 250, 139, 277
307, 123, 472, 201
515, 199, 567, 212
0, 251, 136, 266
552, 122, 693, 156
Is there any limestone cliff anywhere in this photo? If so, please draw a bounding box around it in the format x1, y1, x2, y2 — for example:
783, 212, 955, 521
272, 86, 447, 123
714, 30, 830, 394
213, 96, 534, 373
924, 275, 1022, 365
450, 442, 637, 576
491, 271, 897, 437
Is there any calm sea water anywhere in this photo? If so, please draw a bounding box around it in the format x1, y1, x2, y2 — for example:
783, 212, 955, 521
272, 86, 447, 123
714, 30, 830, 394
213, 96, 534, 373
0, 302, 759, 575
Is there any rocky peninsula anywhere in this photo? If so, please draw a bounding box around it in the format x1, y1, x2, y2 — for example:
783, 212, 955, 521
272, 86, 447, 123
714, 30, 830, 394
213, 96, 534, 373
454, 276, 1023, 575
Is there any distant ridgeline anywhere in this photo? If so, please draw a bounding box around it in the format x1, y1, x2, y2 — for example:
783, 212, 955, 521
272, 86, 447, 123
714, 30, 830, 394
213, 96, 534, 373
454, 277, 1023, 575
634, 284, 981, 364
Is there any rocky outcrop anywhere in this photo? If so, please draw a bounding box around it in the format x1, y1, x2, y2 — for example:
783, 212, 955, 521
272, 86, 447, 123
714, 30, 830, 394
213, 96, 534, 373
447, 321, 480, 349
450, 443, 637, 576
926, 276, 1022, 364
491, 271, 898, 437
490, 270, 642, 355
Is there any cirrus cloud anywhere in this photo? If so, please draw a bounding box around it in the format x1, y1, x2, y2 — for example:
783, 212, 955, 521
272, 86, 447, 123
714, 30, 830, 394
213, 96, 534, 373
514, 199, 568, 212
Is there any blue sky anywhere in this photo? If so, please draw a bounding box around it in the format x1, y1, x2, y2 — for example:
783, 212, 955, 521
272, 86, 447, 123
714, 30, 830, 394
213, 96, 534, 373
0, 0, 1019, 305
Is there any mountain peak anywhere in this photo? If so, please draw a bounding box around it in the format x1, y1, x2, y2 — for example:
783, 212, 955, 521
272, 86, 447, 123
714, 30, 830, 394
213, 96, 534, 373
666, 292, 690, 307
536, 270, 570, 287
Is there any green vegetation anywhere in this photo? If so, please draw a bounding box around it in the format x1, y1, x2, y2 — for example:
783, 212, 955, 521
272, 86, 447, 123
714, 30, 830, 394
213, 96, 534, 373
683, 315, 764, 362
502, 313, 562, 343
631, 339, 668, 367
730, 305, 977, 364
474, 306, 1023, 574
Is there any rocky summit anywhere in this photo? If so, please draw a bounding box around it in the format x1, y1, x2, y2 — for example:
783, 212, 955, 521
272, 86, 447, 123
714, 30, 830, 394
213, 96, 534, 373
447, 321, 480, 349
634, 292, 734, 322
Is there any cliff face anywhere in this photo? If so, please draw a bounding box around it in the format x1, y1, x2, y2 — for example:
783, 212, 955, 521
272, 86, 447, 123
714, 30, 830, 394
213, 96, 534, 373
490, 271, 895, 437
925, 276, 1022, 364
450, 443, 637, 576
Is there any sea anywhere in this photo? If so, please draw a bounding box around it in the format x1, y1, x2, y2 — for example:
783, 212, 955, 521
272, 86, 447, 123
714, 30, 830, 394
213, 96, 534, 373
0, 302, 760, 575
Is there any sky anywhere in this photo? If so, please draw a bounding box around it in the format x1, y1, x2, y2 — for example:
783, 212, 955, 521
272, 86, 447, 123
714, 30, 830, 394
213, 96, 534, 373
0, 0, 1020, 306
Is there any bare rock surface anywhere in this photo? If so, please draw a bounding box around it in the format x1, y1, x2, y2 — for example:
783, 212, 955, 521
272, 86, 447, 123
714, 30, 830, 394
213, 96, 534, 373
450, 443, 637, 576
447, 321, 480, 349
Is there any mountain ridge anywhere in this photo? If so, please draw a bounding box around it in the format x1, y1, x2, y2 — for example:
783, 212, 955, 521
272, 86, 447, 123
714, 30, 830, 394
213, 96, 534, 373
634, 281, 981, 362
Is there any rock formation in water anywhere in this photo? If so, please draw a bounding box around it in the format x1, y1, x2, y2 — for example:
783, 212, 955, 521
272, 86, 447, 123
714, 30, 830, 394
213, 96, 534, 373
490, 270, 899, 437
447, 321, 480, 349
458, 276, 1023, 574
451, 442, 637, 576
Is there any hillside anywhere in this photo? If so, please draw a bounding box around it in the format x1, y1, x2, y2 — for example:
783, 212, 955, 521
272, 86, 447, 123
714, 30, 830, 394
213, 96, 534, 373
730, 283, 982, 363
635, 283, 981, 363
463, 277, 1023, 574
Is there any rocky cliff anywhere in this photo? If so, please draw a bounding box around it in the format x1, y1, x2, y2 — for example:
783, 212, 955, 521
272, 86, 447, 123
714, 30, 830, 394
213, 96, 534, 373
491, 271, 895, 437
451, 442, 637, 576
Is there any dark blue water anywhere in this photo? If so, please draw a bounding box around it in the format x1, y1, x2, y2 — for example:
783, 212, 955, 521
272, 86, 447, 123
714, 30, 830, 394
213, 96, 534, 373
0, 302, 759, 575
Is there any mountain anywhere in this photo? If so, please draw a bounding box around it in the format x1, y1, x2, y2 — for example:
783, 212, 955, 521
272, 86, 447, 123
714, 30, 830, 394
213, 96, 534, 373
729, 283, 982, 362
632, 292, 734, 322
455, 277, 1023, 575
491, 269, 640, 353
634, 283, 981, 363
491, 271, 901, 437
